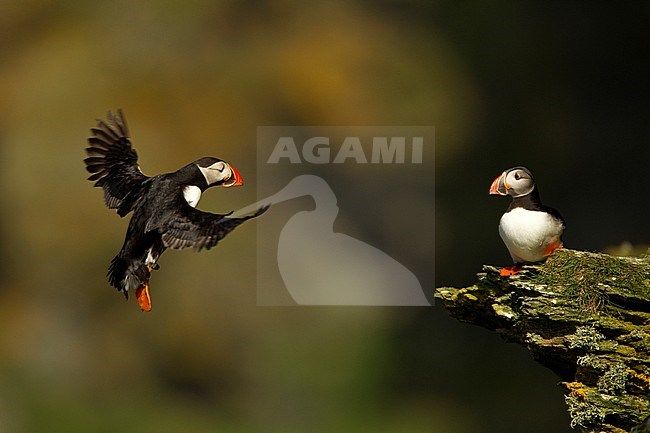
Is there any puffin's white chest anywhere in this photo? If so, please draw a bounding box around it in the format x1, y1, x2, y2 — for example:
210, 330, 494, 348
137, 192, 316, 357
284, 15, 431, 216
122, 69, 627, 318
498, 207, 563, 263
182, 185, 202, 208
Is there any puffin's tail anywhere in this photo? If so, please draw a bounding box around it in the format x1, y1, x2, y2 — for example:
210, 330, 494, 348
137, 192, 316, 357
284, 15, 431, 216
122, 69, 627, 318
107, 253, 150, 299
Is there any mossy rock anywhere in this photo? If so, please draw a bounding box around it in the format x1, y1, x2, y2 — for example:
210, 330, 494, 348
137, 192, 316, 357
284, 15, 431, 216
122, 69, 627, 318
435, 249, 650, 432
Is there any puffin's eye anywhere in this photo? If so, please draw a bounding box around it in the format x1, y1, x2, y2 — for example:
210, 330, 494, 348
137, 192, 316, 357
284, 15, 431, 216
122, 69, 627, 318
514, 172, 521, 180
211, 162, 225, 172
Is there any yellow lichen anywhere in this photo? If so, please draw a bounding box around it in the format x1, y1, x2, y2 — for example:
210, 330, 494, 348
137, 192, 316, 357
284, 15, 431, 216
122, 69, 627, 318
627, 368, 650, 390
565, 381, 588, 401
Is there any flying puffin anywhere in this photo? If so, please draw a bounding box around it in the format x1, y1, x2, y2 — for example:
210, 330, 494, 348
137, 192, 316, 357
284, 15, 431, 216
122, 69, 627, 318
489, 166, 565, 276
84, 110, 268, 311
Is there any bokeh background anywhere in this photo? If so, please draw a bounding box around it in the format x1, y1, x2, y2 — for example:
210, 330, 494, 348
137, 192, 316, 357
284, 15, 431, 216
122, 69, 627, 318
0, 1, 649, 432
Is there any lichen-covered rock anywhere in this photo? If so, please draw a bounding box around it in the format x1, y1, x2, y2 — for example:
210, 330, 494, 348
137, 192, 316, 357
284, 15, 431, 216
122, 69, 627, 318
435, 249, 650, 433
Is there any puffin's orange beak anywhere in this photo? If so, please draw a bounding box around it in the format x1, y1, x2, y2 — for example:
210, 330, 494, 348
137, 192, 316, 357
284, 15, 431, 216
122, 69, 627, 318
489, 172, 509, 196
224, 164, 244, 187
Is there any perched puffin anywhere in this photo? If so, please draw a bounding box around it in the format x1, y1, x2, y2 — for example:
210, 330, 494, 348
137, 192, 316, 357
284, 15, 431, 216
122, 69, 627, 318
84, 110, 268, 311
489, 166, 565, 276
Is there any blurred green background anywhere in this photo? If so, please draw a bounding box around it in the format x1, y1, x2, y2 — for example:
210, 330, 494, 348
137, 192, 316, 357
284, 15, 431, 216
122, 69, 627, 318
0, 1, 649, 432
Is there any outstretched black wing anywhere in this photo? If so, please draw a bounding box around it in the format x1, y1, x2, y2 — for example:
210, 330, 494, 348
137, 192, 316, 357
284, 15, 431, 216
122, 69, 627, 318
160, 204, 270, 251
84, 110, 149, 217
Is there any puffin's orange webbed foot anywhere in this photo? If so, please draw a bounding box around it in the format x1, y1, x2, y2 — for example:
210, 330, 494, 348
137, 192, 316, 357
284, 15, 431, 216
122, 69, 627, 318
136, 281, 152, 312
500, 265, 522, 277
135, 265, 155, 312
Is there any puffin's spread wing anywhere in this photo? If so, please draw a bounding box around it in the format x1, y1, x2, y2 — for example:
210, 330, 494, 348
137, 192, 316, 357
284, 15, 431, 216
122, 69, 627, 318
84, 110, 149, 217
161, 204, 270, 251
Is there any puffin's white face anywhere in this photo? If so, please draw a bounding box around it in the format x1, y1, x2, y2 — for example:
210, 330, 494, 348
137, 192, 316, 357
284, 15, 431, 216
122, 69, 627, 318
197, 160, 243, 187
489, 167, 535, 198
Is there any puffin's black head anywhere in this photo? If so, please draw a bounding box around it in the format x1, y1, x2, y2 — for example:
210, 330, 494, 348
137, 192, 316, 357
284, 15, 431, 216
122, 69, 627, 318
489, 166, 535, 198
193, 157, 244, 189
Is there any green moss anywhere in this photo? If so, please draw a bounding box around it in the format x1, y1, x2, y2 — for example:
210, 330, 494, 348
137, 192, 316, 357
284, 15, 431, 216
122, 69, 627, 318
631, 416, 650, 433
624, 329, 650, 353
531, 250, 650, 315
630, 329, 647, 340
492, 303, 518, 320
614, 344, 636, 357
463, 293, 478, 301
525, 332, 543, 345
